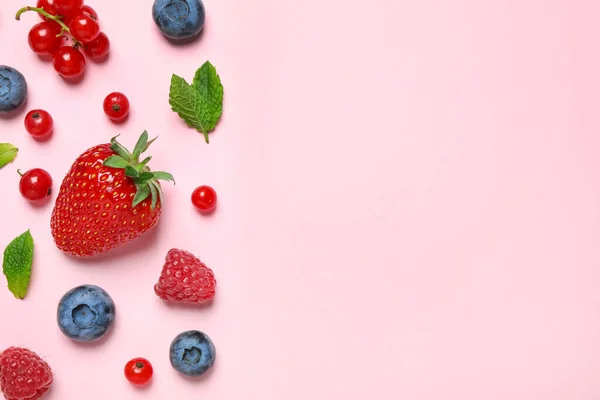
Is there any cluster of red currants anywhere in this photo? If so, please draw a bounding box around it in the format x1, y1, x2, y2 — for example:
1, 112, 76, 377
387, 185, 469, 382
16, 0, 110, 80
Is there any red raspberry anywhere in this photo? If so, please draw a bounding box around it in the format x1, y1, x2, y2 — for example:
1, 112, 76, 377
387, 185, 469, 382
154, 249, 216, 304
0, 347, 53, 400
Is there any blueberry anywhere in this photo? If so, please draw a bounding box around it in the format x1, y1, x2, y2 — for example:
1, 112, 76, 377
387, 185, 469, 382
152, 0, 205, 40
169, 330, 215, 376
0, 66, 27, 114
57, 285, 116, 342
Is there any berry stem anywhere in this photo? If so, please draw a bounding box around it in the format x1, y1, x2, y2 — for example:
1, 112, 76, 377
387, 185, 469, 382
15, 6, 82, 46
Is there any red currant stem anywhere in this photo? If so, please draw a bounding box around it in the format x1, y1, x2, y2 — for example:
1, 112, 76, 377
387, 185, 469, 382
15, 6, 82, 46
17, 169, 24, 177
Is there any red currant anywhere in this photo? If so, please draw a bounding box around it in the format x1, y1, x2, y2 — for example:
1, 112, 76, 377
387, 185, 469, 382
81, 5, 98, 20
83, 32, 110, 60
53, 0, 83, 19
28, 21, 63, 56
36, 0, 58, 20
24, 110, 54, 138
69, 13, 100, 43
52, 46, 86, 79
18, 168, 53, 203
124, 358, 153, 385
103, 92, 130, 122
191, 185, 217, 213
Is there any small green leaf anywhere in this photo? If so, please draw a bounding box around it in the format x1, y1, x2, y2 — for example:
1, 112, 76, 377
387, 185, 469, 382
152, 171, 175, 183
2, 230, 34, 299
110, 136, 132, 161
148, 180, 158, 210
125, 166, 139, 177
0, 144, 18, 169
150, 181, 163, 205
143, 137, 158, 153
132, 131, 149, 161
132, 184, 151, 207
169, 61, 224, 144
137, 157, 152, 171
103, 155, 129, 169
137, 172, 154, 181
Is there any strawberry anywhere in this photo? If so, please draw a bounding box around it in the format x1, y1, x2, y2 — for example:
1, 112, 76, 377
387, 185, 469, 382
50, 131, 174, 257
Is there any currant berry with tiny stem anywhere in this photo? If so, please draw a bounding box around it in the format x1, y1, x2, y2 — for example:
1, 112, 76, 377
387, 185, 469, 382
103, 92, 130, 122
52, 0, 82, 19
16, 6, 83, 47
53, 46, 86, 79
84, 32, 109, 59
24, 109, 53, 138
69, 13, 100, 42
18, 168, 53, 202
36, 0, 58, 21
124, 358, 153, 385
192, 185, 217, 213
28, 21, 62, 55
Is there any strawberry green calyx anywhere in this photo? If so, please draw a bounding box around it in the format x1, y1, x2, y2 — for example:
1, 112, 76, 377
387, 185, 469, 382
103, 131, 174, 209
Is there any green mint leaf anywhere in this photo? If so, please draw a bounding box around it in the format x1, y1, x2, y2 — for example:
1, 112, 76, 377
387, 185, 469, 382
148, 180, 158, 210
193, 61, 224, 143
2, 230, 34, 299
169, 61, 224, 144
125, 166, 139, 178
103, 155, 129, 169
132, 184, 151, 207
132, 131, 149, 161
152, 171, 175, 183
0, 144, 18, 169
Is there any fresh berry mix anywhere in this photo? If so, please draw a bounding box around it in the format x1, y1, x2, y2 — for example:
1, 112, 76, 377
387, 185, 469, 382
50, 131, 174, 257
103, 92, 130, 122
24, 109, 53, 138
0, 66, 28, 114
153, 0, 205, 40
169, 330, 216, 376
16, 2, 111, 80
18, 168, 53, 203
0, 347, 53, 400
57, 284, 116, 342
154, 249, 216, 304
124, 358, 153, 385
191, 185, 217, 213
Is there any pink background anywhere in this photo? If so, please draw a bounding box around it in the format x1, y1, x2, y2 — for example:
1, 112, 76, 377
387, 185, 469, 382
1, 0, 600, 398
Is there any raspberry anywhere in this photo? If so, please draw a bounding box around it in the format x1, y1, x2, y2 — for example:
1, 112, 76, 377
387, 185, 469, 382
0, 347, 53, 400
154, 249, 216, 304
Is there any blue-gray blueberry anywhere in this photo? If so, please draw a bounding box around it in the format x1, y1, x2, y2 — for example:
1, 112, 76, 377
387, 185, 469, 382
0, 66, 27, 114
169, 330, 216, 376
57, 284, 116, 342
152, 0, 205, 40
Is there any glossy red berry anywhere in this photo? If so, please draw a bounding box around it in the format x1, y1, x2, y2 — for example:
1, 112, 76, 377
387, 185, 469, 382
24, 109, 54, 138
81, 5, 98, 20
19, 168, 53, 202
28, 21, 63, 56
84, 32, 110, 59
52, 46, 86, 79
36, 0, 59, 20
124, 358, 153, 385
191, 185, 217, 213
69, 13, 100, 43
53, 0, 83, 19
103, 92, 130, 122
